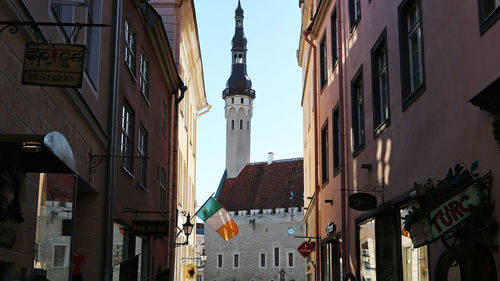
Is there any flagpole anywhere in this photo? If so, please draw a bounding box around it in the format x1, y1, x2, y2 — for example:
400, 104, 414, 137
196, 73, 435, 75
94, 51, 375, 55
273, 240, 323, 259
194, 192, 215, 217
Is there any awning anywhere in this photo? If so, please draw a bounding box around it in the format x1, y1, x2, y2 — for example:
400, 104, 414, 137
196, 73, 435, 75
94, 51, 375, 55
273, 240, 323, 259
0, 131, 97, 194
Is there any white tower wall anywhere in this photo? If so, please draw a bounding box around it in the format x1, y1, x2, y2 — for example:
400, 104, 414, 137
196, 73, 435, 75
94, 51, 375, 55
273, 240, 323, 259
225, 95, 253, 177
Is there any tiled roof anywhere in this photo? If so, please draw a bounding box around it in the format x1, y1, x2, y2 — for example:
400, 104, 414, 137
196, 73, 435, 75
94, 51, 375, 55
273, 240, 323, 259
217, 158, 304, 211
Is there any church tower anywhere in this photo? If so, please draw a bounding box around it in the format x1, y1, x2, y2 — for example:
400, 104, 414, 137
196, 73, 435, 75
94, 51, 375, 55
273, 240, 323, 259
223, 0, 255, 178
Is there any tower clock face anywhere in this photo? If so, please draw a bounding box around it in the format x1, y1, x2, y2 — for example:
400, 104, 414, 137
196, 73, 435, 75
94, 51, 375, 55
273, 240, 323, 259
287, 227, 295, 236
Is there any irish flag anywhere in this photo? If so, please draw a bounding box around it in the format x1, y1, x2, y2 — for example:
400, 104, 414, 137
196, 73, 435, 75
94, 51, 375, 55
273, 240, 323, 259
195, 197, 239, 241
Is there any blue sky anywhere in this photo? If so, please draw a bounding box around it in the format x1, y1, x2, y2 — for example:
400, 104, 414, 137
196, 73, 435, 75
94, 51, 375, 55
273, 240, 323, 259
194, 0, 304, 206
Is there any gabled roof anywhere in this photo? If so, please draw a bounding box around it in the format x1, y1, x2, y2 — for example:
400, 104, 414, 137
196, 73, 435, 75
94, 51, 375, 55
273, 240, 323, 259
217, 158, 304, 211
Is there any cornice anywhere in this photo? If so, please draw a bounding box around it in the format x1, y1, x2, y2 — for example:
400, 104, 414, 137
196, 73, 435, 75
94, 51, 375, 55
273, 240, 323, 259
310, 0, 333, 39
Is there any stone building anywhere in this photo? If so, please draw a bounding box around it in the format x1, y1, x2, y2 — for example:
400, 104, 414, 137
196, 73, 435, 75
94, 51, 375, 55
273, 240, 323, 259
204, 158, 306, 281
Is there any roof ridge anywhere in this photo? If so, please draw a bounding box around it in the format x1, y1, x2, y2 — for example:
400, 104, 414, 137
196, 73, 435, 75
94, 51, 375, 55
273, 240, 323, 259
247, 157, 303, 166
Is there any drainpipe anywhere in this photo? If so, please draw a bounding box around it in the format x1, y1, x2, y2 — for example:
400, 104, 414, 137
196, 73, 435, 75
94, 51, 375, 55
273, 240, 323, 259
103, 0, 122, 280
303, 30, 321, 281
169, 82, 187, 281
337, 0, 348, 277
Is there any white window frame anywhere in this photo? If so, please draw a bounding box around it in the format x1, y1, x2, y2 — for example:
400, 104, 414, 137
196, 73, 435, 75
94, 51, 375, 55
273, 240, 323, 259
287, 251, 295, 268
52, 244, 69, 268
124, 19, 136, 76
121, 103, 134, 173
138, 125, 147, 188
259, 252, 266, 268
139, 51, 149, 100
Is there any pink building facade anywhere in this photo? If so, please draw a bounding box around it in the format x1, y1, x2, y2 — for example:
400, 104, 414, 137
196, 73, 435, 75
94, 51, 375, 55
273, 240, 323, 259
298, 0, 500, 280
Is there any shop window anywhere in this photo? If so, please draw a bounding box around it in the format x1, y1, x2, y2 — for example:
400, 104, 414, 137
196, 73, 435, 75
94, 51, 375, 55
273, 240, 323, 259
351, 67, 365, 155
359, 218, 376, 281
400, 205, 429, 281
138, 125, 148, 188
399, 0, 425, 110
320, 33, 327, 88
371, 30, 390, 137
478, 0, 500, 34
112, 222, 125, 280
321, 238, 342, 281
321, 121, 329, 185
121, 102, 134, 174
34, 174, 75, 279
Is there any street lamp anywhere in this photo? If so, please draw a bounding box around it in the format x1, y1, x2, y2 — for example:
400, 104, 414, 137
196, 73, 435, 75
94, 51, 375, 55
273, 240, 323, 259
175, 213, 194, 247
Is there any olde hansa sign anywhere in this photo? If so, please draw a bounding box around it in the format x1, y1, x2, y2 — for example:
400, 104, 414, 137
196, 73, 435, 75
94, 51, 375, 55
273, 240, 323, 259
410, 183, 487, 247
22, 43, 86, 88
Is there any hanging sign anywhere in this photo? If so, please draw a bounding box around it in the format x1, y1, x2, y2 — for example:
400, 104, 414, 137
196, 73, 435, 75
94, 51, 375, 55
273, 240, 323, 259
22, 43, 86, 88
132, 220, 169, 237
348, 193, 377, 211
183, 264, 197, 279
429, 183, 485, 239
325, 222, 336, 236
297, 241, 314, 258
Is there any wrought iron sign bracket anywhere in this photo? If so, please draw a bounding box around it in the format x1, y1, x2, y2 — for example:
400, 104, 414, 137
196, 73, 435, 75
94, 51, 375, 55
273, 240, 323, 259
0, 21, 109, 43
341, 178, 385, 203
89, 153, 149, 182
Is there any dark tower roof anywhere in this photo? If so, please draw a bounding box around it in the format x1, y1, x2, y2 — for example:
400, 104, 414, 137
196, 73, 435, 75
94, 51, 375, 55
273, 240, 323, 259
223, 0, 255, 99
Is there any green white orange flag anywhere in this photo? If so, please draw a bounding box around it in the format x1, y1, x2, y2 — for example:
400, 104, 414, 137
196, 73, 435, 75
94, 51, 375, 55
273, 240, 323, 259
195, 197, 239, 241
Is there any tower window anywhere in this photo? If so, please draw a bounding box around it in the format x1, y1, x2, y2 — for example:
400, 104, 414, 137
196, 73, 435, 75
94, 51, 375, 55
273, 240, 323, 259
236, 18, 242, 27
231, 97, 234, 104
241, 98, 244, 104
232, 120, 234, 130
240, 120, 243, 130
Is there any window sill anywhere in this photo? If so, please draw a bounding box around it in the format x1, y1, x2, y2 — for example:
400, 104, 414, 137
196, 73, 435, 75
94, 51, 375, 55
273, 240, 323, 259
349, 18, 361, 39
322, 179, 329, 188
125, 62, 137, 83
479, 6, 500, 35
402, 84, 425, 112
141, 91, 150, 106
121, 166, 135, 179
373, 118, 390, 139
352, 143, 365, 158
137, 182, 148, 192
333, 166, 340, 177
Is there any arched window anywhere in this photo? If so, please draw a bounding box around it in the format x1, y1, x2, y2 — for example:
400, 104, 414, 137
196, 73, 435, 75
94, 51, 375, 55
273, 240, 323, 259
231, 120, 234, 130
240, 120, 243, 130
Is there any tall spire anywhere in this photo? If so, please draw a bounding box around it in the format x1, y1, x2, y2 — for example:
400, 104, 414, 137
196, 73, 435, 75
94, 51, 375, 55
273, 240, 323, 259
223, 0, 255, 178
222, 0, 255, 99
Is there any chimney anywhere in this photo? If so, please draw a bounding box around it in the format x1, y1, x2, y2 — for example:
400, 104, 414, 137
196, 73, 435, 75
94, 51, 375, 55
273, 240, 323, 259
268, 152, 274, 165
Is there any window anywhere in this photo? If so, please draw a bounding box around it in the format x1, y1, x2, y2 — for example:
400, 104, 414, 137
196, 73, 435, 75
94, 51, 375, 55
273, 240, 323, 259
321, 121, 329, 184
240, 119, 243, 130
53, 245, 68, 268
85, 0, 102, 86
51, 4, 74, 37
359, 219, 376, 281
348, 0, 361, 31
233, 52, 245, 64
351, 67, 365, 154
288, 252, 294, 267
274, 247, 280, 267
140, 52, 149, 100
260, 253, 266, 268
400, 205, 429, 281
331, 7, 338, 68
478, 0, 500, 33
320, 33, 327, 88
399, 0, 424, 109
159, 165, 166, 213
124, 19, 136, 76
241, 98, 244, 103
232, 97, 234, 104
231, 120, 234, 130
234, 254, 239, 268
121, 103, 134, 173
217, 254, 223, 268
371, 30, 390, 136
321, 239, 342, 281
332, 107, 341, 173
162, 99, 167, 136
138, 126, 148, 188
